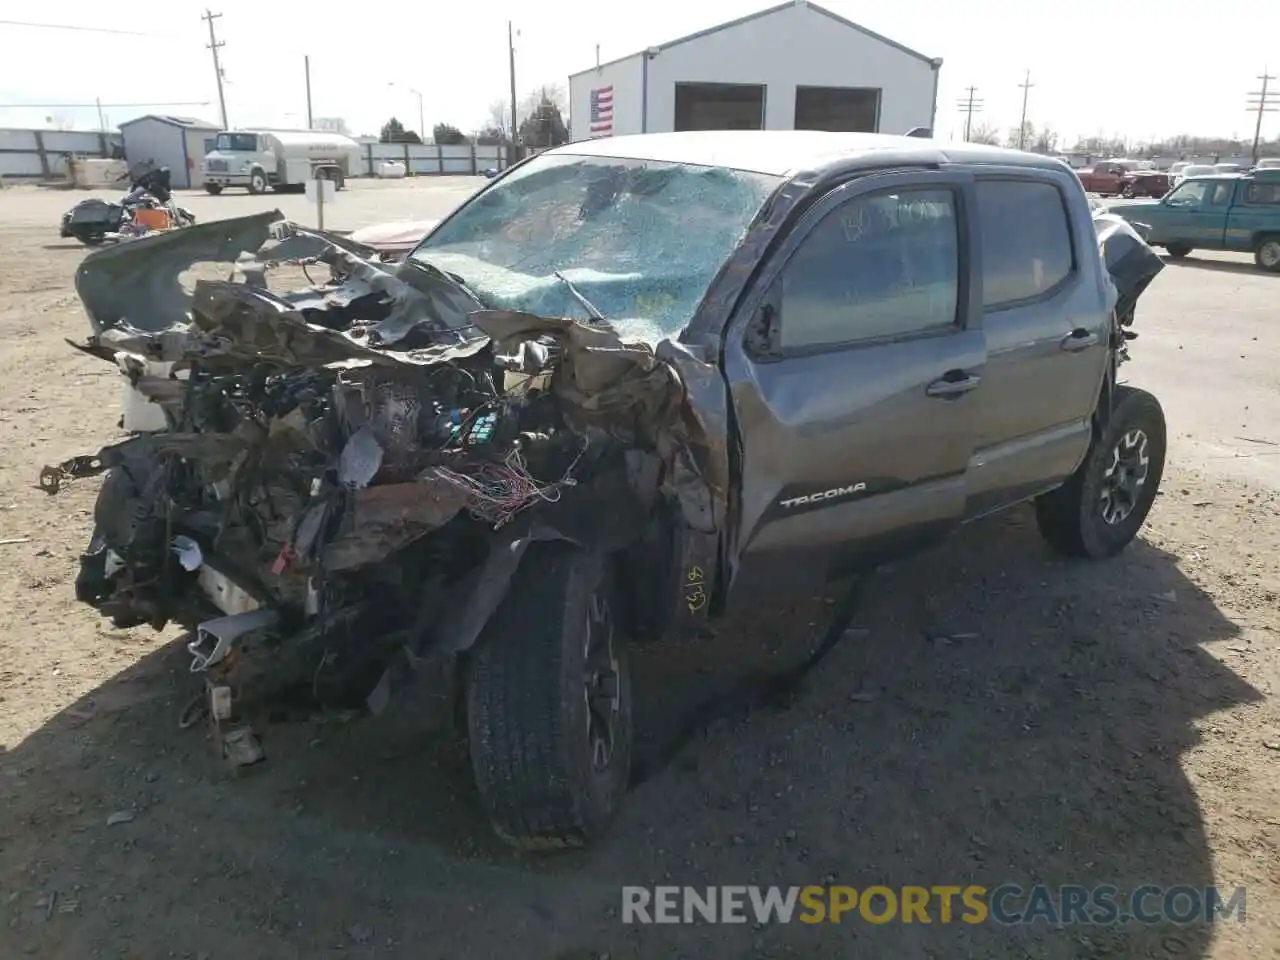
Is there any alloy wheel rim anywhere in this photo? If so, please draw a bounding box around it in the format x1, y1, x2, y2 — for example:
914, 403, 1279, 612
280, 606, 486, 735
1099, 428, 1150, 525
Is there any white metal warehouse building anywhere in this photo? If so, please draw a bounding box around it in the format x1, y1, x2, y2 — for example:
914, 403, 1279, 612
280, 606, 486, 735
568, 0, 941, 142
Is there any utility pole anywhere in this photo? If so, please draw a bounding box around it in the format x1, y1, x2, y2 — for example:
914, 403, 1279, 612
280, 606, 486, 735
1247, 69, 1278, 164
595, 44, 601, 69
202, 9, 228, 129
304, 55, 313, 129
95, 97, 105, 132
956, 86, 983, 141
1017, 69, 1034, 150
508, 21, 519, 154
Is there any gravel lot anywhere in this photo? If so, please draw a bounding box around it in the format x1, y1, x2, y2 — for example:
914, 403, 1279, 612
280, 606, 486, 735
0, 178, 1277, 960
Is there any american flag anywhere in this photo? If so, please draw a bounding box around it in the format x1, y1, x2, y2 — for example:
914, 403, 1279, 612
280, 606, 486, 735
589, 85, 614, 136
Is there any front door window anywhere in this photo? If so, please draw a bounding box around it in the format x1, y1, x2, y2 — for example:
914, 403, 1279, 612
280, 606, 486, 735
1164, 181, 1212, 208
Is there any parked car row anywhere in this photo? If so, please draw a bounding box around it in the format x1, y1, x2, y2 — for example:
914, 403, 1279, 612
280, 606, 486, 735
1101, 166, 1280, 272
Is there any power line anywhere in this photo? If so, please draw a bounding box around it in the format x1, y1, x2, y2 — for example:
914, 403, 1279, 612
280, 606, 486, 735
1017, 69, 1035, 150
203, 9, 228, 129
956, 86, 983, 141
1246, 69, 1278, 164
0, 18, 164, 36
0, 102, 210, 109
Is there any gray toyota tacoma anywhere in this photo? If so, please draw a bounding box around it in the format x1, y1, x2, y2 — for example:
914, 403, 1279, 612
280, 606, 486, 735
51, 131, 1167, 851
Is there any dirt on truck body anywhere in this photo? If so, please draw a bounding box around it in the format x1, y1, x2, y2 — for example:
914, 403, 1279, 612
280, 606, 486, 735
45, 131, 1169, 852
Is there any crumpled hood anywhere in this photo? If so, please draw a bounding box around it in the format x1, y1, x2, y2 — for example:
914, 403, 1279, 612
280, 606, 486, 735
347, 219, 439, 252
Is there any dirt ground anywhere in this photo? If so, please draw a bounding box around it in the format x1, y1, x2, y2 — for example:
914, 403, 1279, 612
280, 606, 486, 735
0, 180, 1277, 960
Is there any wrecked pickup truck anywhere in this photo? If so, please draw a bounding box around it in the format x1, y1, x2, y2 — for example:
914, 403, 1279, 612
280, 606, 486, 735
49, 131, 1168, 851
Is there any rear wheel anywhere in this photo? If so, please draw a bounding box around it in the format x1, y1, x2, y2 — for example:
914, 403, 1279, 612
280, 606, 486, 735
204, 183, 223, 196
1165, 243, 1192, 259
1035, 386, 1166, 559
1254, 235, 1280, 272
466, 543, 632, 850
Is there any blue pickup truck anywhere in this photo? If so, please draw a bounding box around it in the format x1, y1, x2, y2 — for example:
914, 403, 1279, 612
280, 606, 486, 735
1103, 167, 1280, 272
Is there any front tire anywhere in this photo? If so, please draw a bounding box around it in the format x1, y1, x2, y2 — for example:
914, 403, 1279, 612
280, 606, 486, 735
247, 169, 268, 195
1254, 235, 1280, 273
1165, 243, 1192, 259
466, 543, 632, 850
1035, 385, 1167, 559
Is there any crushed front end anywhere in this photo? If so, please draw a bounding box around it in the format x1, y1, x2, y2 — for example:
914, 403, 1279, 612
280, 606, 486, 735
50, 212, 706, 765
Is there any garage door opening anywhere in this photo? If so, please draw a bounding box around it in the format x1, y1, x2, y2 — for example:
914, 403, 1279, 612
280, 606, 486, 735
794, 86, 880, 133
674, 83, 766, 131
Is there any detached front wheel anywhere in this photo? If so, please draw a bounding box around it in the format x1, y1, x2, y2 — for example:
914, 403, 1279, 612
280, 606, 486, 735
1035, 385, 1167, 559
466, 543, 632, 850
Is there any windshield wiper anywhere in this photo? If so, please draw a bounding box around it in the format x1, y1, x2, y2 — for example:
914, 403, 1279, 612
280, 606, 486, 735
407, 256, 486, 306
553, 271, 606, 322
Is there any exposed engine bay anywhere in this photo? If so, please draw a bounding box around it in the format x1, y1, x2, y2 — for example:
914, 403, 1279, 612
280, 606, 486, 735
47, 210, 703, 759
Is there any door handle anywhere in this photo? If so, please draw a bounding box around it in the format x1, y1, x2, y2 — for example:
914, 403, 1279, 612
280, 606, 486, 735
1060, 329, 1099, 351
926, 371, 982, 398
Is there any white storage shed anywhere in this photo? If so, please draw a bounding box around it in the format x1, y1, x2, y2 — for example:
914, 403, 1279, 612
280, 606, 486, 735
568, 0, 941, 142
119, 115, 222, 189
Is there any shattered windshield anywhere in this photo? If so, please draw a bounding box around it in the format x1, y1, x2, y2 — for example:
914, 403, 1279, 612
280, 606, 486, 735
411, 154, 781, 342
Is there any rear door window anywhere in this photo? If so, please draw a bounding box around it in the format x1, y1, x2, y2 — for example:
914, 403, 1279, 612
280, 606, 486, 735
1245, 182, 1280, 204
975, 180, 1075, 309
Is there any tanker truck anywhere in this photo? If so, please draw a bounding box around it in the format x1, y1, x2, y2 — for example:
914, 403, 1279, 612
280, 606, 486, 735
201, 129, 362, 195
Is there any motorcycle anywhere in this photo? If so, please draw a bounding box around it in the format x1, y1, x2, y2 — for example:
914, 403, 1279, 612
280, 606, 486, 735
59, 161, 196, 247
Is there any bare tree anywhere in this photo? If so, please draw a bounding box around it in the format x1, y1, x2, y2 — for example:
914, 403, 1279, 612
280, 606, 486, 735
968, 121, 1001, 146
1005, 121, 1034, 150
518, 83, 567, 125
484, 85, 570, 142
486, 99, 510, 137
1032, 125, 1059, 154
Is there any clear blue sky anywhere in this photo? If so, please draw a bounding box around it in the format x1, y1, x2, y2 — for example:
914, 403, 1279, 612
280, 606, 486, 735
2, 0, 1277, 143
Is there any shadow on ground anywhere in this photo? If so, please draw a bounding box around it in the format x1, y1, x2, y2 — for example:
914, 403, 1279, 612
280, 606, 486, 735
0, 504, 1257, 959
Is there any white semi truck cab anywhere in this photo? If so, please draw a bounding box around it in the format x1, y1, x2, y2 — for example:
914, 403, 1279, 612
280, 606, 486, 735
202, 130, 362, 195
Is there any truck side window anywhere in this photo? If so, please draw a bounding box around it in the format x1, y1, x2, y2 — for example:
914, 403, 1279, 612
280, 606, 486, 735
777, 188, 959, 350
976, 180, 1074, 309
1246, 183, 1280, 204
1165, 181, 1210, 208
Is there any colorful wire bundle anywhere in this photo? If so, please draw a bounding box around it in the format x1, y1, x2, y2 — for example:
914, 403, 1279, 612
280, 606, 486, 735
424, 449, 578, 528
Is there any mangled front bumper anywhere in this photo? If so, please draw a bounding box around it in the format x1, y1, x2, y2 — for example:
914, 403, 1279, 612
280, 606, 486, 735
49, 212, 726, 727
